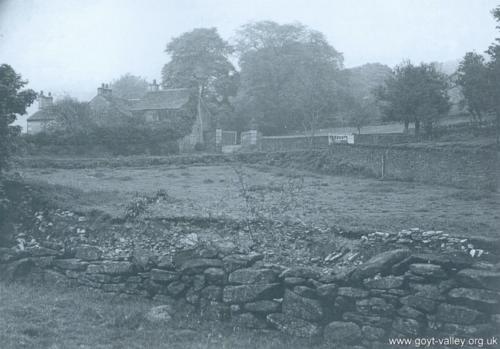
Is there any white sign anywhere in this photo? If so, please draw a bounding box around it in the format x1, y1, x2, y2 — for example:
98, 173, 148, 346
328, 134, 354, 144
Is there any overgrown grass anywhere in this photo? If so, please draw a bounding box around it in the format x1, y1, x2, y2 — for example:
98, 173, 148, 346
0, 281, 324, 349
15, 164, 500, 238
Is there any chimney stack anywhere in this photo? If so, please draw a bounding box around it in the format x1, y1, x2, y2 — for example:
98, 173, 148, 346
149, 79, 160, 92
38, 90, 53, 110
97, 82, 112, 98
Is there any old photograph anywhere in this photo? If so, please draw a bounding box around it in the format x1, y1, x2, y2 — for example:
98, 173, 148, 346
0, 0, 499, 348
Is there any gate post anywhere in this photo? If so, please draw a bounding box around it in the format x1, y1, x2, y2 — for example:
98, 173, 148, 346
381, 150, 388, 180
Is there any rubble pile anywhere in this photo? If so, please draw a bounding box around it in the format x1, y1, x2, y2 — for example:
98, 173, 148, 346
1, 210, 499, 347
19, 210, 498, 272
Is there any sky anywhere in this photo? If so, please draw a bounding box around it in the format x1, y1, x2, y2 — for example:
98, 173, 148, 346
0, 0, 498, 129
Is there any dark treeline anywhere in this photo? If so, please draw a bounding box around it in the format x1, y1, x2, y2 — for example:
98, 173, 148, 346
157, 10, 499, 137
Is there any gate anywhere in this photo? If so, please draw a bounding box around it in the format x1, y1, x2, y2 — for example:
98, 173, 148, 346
221, 130, 237, 145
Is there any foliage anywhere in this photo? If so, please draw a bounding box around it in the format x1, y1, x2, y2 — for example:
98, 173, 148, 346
454, 6, 500, 141
0, 180, 10, 245
347, 98, 373, 134
0, 64, 36, 173
49, 96, 94, 133
110, 73, 149, 99
125, 189, 171, 219
23, 93, 194, 156
486, 6, 500, 140
456, 52, 490, 123
346, 63, 393, 100
193, 142, 205, 151
235, 21, 344, 135
375, 61, 451, 135
161, 28, 239, 127
0, 179, 59, 246
24, 123, 181, 156
343, 63, 393, 126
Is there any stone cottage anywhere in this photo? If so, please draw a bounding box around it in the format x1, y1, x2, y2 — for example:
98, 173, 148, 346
88, 83, 135, 124
26, 91, 56, 134
28, 81, 213, 152
128, 80, 212, 152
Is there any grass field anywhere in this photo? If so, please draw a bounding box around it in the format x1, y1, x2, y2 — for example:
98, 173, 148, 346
0, 281, 322, 349
18, 163, 499, 238
4, 161, 498, 349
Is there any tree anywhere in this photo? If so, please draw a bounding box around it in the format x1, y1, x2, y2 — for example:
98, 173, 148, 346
0, 64, 36, 173
346, 97, 372, 134
161, 28, 239, 126
486, 6, 500, 141
50, 97, 94, 134
235, 21, 344, 135
456, 52, 490, 124
375, 61, 450, 135
345, 63, 392, 125
110, 73, 149, 99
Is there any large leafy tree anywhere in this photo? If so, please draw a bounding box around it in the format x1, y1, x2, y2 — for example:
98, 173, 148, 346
456, 52, 490, 123
344, 63, 393, 128
486, 6, 500, 141
161, 28, 239, 126
344, 96, 373, 134
50, 97, 94, 134
375, 61, 450, 135
110, 73, 149, 99
235, 21, 344, 135
0, 64, 36, 173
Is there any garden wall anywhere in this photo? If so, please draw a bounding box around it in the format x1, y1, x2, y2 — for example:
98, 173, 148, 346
259, 135, 330, 152
259, 133, 414, 150
1, 243, 499, 347
237, 144, 499, 190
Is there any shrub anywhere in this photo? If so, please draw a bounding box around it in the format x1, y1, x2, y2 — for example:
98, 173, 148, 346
0, 180, 11, 246
0, 65, 37, 172
19, 125, 181, 156
194, 142, 205, 151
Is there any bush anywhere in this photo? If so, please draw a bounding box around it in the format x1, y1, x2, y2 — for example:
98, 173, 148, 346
0, 180, 11, 246
18, 124, 181, 156
0, 65, 37, 173
194, 142, 205, 151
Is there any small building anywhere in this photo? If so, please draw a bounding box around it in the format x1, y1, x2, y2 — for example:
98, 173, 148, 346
28, 81, 213, 152
26, 91, 56, 134
88, 83, 135, 125
87, 80, 212, 152
127, 80, 212, 152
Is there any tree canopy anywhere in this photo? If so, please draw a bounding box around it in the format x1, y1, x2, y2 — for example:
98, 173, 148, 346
111, 74, 149, 99
161, 27, 239, 126
375, 61, 450, 135
486, 6, 500, 139
50, 97, 94, 133
456, 52, 490, 123
235, 21, 344, 135
0, 64, 36, 172
343, 63, 393, 130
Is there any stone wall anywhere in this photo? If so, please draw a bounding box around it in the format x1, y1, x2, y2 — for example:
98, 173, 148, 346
1, 243, 498, 347
259, 133, 414, 150
237, 144, 499, 190
324, 144, 498, 190
260, 135, 330, 152
353, 133, 414, 145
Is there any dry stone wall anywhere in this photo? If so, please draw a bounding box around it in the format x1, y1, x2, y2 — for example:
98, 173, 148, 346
236, 144, 499, 191
1, 242, 499, 347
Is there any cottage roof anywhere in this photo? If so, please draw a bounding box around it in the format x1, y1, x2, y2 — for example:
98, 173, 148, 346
129, 88, 191, 111
89, 94, 135, 117
27, 108, 58, 122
